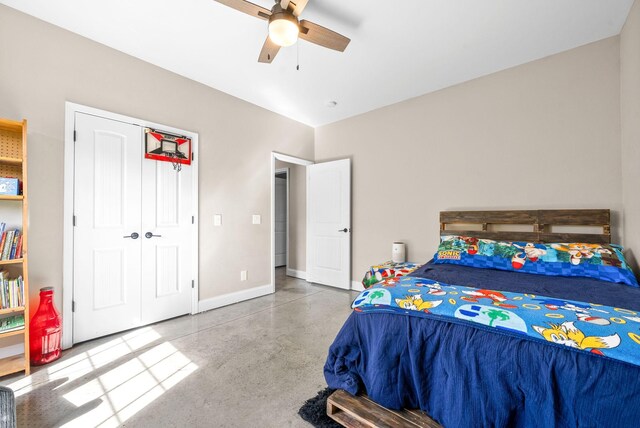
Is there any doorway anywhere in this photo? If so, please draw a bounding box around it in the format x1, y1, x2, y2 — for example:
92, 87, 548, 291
272, 160, 304, 291
63, 103, 199, 348
270, 153, 313, 292
270, 152, 352, 291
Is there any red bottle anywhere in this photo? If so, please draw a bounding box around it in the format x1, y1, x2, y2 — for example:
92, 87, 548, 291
30, 287, 62, 365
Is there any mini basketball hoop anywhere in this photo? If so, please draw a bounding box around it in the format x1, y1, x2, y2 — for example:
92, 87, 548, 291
145, 128, 192, 172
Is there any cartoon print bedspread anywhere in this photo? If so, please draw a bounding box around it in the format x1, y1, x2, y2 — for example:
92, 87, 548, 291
362, 261, 421, 288
353, 276, 640, 367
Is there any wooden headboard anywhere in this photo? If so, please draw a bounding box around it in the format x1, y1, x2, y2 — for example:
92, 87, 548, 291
440, 209, 611, 244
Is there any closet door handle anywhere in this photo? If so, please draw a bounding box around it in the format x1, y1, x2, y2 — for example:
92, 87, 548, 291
124, 232, 139, 239
145, 232, 162, 239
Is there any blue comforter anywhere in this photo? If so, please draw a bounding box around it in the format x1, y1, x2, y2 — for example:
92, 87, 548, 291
324, 261, 640, 427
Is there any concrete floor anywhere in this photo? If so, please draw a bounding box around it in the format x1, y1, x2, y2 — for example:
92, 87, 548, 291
1, 268, 358, 427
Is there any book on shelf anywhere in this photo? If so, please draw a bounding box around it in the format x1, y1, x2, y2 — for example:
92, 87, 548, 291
9, 232, 18, 259
14, 235, 22, 260
0, 272, 24, 310
0, 314, 24, 333
0, 226, 5, 258
2, 230, 14, 260
0, 223, 22, 261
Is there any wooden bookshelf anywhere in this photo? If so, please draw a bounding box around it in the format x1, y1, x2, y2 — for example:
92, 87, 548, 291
0, 118, 29, 377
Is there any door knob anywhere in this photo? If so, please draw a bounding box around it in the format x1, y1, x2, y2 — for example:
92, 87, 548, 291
338, 228, 350, 233
145, 232, 162, 239
124, 232, 139, 239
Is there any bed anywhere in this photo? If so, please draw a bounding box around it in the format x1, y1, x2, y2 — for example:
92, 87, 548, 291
324, 209, 640, 427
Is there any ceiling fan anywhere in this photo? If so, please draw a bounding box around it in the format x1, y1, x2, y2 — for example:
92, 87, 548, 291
214, 0, 351, 63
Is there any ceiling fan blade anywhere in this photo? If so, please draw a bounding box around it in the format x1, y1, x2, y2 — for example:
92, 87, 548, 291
258, 36, 281, 63
280, 0, 291, 10
213, 0, 271, 20
299, 20, 350, 52
289, 0, 309, 16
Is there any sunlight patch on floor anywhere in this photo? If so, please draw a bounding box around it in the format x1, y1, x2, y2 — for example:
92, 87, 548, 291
61, 341, 197, 427
8, 327, 162, 399
7, 327, 197, 427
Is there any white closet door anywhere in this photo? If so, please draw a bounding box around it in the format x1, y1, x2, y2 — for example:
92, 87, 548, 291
73, 113, 143, 343
140, 155, 193, 324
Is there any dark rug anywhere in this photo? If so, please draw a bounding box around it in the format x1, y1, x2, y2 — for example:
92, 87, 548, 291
298, 387, 342, 428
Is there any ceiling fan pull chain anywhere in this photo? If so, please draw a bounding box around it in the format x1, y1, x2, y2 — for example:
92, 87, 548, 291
296, 41, 300, 71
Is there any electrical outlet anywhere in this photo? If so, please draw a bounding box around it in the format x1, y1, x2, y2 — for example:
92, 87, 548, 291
214, 214, 222, 226
252, 214, 261, 225
240, 270, 247, 281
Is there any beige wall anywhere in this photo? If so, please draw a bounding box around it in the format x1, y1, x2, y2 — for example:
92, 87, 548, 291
621, 0, 640, 271
275, 160, 306, 272
0, 3, 634, 310
0, 5, 314, 310
315, 37, 623, 281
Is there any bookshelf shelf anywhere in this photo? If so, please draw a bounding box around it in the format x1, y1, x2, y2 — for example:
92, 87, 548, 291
0, 259, 23, 266
0, 354, 24, 378
0, 306, 24, 316
0, 157, 22, 166
0, 117, 29, 378
0, 328, 24, 340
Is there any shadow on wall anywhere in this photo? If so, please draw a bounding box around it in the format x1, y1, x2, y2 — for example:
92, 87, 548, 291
626, 250, 639, 277
613, 210, 639, 276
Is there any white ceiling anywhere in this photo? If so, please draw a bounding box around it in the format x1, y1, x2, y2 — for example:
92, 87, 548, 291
1, 0, 635, 127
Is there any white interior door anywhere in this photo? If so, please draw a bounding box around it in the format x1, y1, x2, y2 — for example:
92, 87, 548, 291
306, 159, 351, 289
141, 154, 193, 324
274, 174, 287, 267
73, 113, 143, 343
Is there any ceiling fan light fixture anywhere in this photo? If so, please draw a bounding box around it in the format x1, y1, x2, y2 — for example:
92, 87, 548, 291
213, 0, 350, 64
268, 9, 299, 47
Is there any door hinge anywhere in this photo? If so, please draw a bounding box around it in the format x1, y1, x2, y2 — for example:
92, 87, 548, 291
73, 215, 77, 226
191, 152, 194, 161
73, 130, 77, 142
191, 280, 195, 289
192, 216, 194, 224
72, 300, 76, 312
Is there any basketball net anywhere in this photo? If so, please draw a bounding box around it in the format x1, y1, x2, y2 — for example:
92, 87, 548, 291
167, 153, 182, 172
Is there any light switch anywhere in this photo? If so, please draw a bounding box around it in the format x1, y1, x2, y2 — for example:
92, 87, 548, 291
214, 214, 222, 226
241, 270, 248, 281
252, 214, 261, 225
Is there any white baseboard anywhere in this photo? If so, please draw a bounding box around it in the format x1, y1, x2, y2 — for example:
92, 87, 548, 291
351, 281, 365, 292
286, 268, 307, 280
198, 283, 272, 313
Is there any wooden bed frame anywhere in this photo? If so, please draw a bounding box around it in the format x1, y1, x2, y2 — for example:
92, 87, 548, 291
440, 209, 611, 244
327, 208, 612, 428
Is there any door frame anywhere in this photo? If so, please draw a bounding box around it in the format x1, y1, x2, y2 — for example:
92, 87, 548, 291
270, 152, 313, 293
274, 167, 289, 269
63, 102, 199, 349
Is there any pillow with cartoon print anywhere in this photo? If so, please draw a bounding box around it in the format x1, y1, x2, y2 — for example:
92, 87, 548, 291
433, 235, 639, 287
